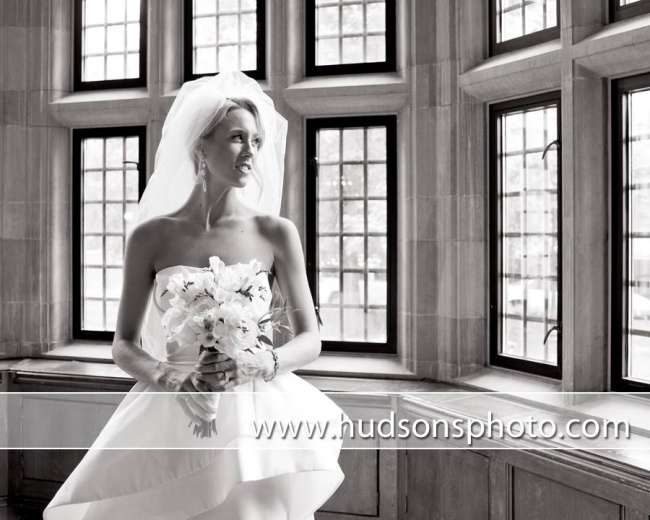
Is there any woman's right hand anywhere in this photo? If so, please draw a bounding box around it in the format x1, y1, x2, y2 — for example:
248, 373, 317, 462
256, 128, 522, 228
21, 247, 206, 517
157, 363, 223, 421
194, 350, 238, 392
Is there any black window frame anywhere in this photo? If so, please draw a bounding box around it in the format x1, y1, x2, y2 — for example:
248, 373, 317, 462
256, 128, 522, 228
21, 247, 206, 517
73, 0, 148, 91
72, 126, 147, 341
305, 0, 397, 77
183, 0, 266, 82
611, 72, 650, 391
489, 91, 563, 379
306, 115, 397, 354
610, 0, 650, 22
489, 0, 560, 56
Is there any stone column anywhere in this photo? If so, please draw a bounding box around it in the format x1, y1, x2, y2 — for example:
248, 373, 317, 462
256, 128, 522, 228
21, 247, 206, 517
410, 0, 487, 380
0, 0, 72, 357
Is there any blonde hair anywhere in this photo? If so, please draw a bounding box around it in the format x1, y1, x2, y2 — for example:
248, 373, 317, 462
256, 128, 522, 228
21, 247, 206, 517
193, 97, 266, 201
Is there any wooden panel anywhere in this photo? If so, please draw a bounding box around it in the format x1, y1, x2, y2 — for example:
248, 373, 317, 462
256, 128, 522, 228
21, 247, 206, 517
406, 450, 489, 520
320, 449, 378, 516
513, 467, 621, 520
16, 394, 119, 449
622, 508, 648, 520
22, 450, 86, 483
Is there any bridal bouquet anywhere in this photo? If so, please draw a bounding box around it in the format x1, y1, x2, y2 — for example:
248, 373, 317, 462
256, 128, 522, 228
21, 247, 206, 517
159, 256, 290, 438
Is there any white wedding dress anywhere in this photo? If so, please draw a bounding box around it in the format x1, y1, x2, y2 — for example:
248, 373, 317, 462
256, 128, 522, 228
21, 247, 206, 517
43, 263, 346, 520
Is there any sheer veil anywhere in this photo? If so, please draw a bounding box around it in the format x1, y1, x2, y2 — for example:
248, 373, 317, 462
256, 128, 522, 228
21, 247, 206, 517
126, 71, 288, 361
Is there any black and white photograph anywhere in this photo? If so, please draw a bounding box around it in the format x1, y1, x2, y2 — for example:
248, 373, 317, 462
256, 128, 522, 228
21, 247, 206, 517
1, 0, 650, 518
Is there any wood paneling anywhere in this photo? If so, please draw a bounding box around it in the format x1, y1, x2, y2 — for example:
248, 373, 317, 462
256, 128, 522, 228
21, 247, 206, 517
513, 467, 621, 520
321, 450, 379, 516
406, 450, 490, 520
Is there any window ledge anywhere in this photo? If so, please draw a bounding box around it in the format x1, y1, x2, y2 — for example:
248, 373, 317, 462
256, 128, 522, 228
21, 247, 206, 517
573, 13, 650, 77
297, 352, 418, 379
49, 89, 151, 127
283, 72, 409, 115
39, 342, 418, 380
402, 392, 650, 478
459, 39, 561, 102
452, 366, 562, 393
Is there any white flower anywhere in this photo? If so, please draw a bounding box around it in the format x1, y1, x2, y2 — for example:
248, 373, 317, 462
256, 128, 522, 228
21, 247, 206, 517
161, 258, 272, 361
209, 257, 243, 292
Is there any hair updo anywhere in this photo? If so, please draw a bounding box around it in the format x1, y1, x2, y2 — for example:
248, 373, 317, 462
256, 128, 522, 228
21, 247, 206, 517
193, 97, 265, 168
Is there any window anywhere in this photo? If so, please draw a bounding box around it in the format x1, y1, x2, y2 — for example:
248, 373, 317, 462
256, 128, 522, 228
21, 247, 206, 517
73, 127, 147, 340
306, 116, 397, 353
73, 0, 147, 90
489, 93, 562, 378
305, 0, 396, 76
610, 0, 650, 21
612, 73, 650, 390
489, 0, 560, 56
184, 0, 266, 80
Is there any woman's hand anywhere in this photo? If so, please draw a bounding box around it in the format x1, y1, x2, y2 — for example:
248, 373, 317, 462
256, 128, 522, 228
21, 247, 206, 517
194, 350, 239, 391
232, 348, 275, 386
196, 349, 274, 389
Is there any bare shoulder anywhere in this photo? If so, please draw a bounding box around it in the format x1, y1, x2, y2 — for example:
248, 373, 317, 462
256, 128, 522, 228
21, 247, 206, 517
253, 215, 301, 261
125, 216, 176, 271
127, 216, 174, 247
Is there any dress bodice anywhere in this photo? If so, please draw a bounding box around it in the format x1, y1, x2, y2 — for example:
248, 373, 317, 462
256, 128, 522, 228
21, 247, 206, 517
152, 264, 274, 314
151, 262, 275, 365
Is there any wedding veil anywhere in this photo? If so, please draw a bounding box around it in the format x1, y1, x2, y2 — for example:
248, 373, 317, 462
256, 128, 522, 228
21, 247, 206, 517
126, 71, 288, 361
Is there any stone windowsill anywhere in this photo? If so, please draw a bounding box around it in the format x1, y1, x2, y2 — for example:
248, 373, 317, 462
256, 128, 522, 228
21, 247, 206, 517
459, 39, 561, 101
282, 72, 409, 114
453, 366, 562, 393
572, 12, 650, 77
39, 341, 419, 380
4, 352, 650, 474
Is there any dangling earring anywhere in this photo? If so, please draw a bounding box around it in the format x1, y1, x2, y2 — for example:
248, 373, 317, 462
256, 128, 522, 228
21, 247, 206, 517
197, 156, 208, 192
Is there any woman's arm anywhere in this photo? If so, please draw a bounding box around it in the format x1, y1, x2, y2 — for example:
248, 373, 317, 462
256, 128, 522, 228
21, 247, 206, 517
112, 220, 197, 392
111, 220, 166, 388
261, 216, 322, 376
206, 216, 320, 387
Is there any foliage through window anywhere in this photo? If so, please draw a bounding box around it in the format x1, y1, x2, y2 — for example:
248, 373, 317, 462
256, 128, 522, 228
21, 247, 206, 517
612, 73, 650, 390
74, 0, 147, 90
73, 128, 146, 340
490, 0, 559, 55
490, 93, 561, 378
184, 0, 265, 80
306, 0, 396, 76
306, 116, 397, 353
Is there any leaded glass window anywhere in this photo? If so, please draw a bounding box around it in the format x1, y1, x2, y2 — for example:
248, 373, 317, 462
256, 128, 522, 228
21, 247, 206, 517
490, 94, 561, 378
490, 0, 559, 55
613, 74, 650, 389
185, 0, 265, 80
306, 116, 397, 353
73, 128, 146, 340
306, 0, 396, 76
74, 0, 147, 90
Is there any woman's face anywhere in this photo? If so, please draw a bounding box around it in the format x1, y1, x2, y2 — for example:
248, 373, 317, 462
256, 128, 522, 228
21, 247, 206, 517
200, 107, 262, 187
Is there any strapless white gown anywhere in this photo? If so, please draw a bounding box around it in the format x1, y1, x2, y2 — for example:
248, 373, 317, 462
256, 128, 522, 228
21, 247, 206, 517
43, 265, 346, 520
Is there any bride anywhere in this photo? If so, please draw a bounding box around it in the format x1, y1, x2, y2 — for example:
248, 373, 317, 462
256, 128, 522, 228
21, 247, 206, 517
43, 71, 346, 519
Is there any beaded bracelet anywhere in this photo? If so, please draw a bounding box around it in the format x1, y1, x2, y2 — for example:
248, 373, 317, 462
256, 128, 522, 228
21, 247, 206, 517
263, 349, 279, 382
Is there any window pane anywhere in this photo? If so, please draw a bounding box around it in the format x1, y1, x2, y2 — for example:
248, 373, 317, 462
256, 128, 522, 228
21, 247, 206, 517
191, 0, 261, 75
496, 100, 560, 366
81, 0, 142, 82
622, 85, 650, 384
496, 0, 558, 44
319, 165, 340, 198
79, 132, 143, 332
314, 0, 389, 66
314, 122, 392, 346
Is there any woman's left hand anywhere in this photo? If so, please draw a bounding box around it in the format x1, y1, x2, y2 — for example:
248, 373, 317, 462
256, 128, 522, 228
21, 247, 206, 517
231, 349, 275, 386
196, 348, 274, 390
